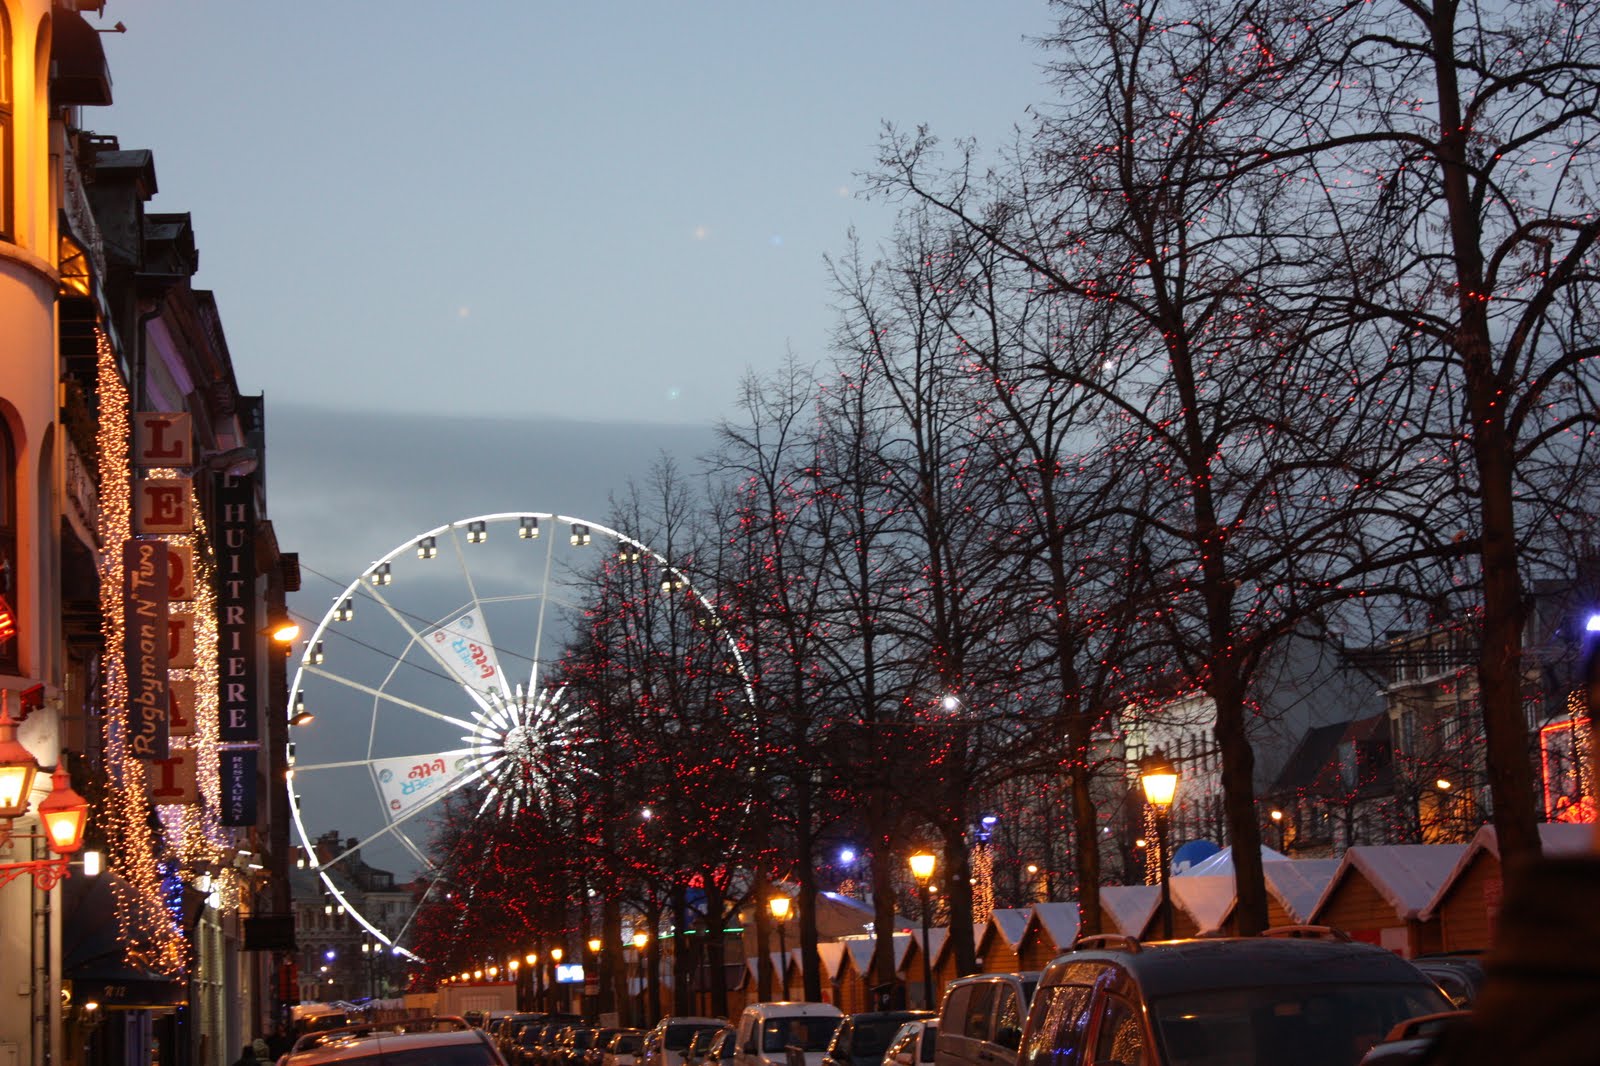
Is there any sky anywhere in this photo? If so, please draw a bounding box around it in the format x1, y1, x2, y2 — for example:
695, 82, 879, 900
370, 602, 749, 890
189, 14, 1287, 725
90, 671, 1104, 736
98, 2, 1053, 428
91, 1, 1060, 884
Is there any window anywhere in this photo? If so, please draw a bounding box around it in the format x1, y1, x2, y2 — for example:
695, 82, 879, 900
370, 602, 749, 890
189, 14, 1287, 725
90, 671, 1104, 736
1090, 997, 1145, 1066
1019, 985, 1094, 1066
993, 986, 1023, 1050
0, 3, 10, 242
0, 416, 16, 674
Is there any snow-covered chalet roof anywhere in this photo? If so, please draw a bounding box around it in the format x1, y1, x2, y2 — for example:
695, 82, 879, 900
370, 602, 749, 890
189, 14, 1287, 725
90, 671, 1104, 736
1025, 902, 1081, 949
1418, 822, 1596, 920
1099, 884, 1161, 936
1309, 844, 1468, 922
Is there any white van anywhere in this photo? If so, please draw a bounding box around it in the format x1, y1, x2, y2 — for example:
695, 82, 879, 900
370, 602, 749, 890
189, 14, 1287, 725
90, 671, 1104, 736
734, 1002, 844, 1066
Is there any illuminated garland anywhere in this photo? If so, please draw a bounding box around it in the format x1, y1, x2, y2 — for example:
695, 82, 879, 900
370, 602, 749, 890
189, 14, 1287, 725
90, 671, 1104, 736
152, 489, 240, 911
95, 332, 188, 975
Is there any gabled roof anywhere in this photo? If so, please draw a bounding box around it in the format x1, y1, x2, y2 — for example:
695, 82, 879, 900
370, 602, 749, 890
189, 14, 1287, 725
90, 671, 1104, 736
815, 941, 848, 981
842, 938, 876, 975
1263, 859, 1341, 923
1100, 885, 1161, 936
1022, 902, 1081, 949
1181, 844, 1289, 876
1270, 714, 1393, 796
906, 925, 948, 965
1170, 875, 1235, 933
933, 924, 987, 971
1309, 844, 1468, 922
979, 908, 1029, 951
1418, 822, 1596, 920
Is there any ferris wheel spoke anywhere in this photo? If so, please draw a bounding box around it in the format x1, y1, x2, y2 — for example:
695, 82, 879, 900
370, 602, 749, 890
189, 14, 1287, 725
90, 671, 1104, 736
302, 665, 478, 731
526, 522, 559, 696
314, 765, 486, 870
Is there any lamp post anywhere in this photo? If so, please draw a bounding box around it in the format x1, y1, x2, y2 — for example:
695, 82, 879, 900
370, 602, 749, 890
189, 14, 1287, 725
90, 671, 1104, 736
1139, 749, 1179, 940
587, 937, 602, 1020
1269, 808, 1286, 852
767, 894, 791, 998
908, 850, 937, 1009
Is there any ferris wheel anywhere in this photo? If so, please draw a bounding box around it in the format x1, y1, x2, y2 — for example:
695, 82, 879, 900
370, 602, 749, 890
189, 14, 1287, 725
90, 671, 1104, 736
285, 512, 738, 960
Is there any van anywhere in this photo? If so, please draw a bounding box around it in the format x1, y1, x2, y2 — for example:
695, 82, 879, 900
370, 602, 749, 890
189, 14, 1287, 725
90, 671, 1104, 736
933, 973, 1038, 1066
734, 1002, 844, 1066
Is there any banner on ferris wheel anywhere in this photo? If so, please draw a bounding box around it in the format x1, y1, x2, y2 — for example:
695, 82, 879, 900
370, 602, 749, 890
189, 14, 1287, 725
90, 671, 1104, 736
421, 608, 510, 700
372, 750, 476, 820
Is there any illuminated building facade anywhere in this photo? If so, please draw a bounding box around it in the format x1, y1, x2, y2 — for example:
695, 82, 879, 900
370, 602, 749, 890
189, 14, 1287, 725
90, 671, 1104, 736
1, 5, 295, 1066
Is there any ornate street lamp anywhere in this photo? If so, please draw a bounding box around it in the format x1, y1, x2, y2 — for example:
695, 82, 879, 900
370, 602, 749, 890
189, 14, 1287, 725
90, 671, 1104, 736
1139, 748, 1179, 940
0, 697, 38, 822
908, 850, 937, 1008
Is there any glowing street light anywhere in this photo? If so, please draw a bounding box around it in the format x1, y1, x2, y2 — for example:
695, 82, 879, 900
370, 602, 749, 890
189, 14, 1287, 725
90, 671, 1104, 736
1139, 748, 1179, 940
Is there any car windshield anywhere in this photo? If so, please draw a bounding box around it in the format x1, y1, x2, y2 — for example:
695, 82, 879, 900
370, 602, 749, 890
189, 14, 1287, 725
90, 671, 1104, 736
763, 1018, 842, 1053
1151, 982, 1449, 1066
849, 1020, 912, 1060
667, 1026, 723, 1051
615, 1035, 641, 1053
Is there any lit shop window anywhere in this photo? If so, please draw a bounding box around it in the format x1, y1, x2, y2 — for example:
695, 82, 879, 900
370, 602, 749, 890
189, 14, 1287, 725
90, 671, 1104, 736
0, 416, 16, 673
0, 4, 10, 243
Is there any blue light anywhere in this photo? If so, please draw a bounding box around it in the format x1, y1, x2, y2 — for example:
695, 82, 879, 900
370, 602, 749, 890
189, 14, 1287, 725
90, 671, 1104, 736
1587, 613, 1600, 633
839, 848, 856, 864
981, 814, 998, 826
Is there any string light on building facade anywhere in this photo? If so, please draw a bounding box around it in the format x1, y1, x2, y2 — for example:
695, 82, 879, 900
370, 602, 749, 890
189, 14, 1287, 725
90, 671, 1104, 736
95, 331, 186, 975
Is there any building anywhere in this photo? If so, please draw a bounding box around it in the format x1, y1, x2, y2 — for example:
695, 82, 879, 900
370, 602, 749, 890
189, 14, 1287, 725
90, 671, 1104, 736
1, 5, 294, 1066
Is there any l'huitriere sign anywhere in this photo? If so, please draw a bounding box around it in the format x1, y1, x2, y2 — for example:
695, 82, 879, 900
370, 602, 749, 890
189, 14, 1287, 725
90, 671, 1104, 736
217, 475, 258, 744
123, 539, 170, 759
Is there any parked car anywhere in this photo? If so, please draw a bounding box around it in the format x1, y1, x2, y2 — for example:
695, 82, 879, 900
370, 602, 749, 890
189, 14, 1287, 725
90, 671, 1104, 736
602, 1029, 645, 1066
643, 1018, 730, 1066
824, 1012, 931, 1066
552, 1028, 601, 1066
686, 1027, 733, 1066
703, 1027, 739, 1066
1358, 1012, 1471, 1065
881, 1020, 937, 1066
734, 1003, 844, 1066
1018, 931, 1454, 1066
282, 1022, 507, 1066
934, 973, 1039, 1066
498, 1015, 547, 1058
584, 1028, 625, 1066
1409, 954, 1485, 1009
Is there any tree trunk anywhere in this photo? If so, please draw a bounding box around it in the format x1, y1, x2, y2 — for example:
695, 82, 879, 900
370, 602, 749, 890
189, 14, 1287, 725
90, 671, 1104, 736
1066, 725, 1102, 936
1213, 676, 1267, 934
671, 883, 692, 1016
1428, 4, 1542, 864
939, 819, 978, 976
797, 772, 824, 1002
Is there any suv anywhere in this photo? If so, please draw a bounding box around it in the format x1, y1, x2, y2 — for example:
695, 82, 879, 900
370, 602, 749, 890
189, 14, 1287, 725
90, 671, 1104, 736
734, 1002, 844, 1066
934, 973, 1038, 1066
1019, 931, 1453, 1066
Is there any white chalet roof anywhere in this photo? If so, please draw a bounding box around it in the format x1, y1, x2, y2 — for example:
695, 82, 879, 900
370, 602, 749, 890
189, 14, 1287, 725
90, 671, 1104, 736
1169, 875, 1234, 933
1310, 844, 1468, 922
1027, 902, 1081, 948
1263, 859, 1341, 923
1099, 884, 1161, 936
1180, 844, 1289, 876
984, 908, 1030, 949
1419, 822, 1596, 920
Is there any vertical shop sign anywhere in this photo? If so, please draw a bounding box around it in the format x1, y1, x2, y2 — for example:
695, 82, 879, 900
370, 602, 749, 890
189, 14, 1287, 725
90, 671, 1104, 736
219, 748, 258, 827
124, 539, 170, 759
148, 747, 199, 805
216, 475, 258, 745
134, 412, 193, 467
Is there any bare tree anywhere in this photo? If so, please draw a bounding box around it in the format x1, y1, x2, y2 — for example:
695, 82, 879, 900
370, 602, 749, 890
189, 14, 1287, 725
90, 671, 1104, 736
873, 0, 1443, 932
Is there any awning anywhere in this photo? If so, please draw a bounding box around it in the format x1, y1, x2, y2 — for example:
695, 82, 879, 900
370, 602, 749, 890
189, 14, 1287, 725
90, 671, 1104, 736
62, 873, 187, 1011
